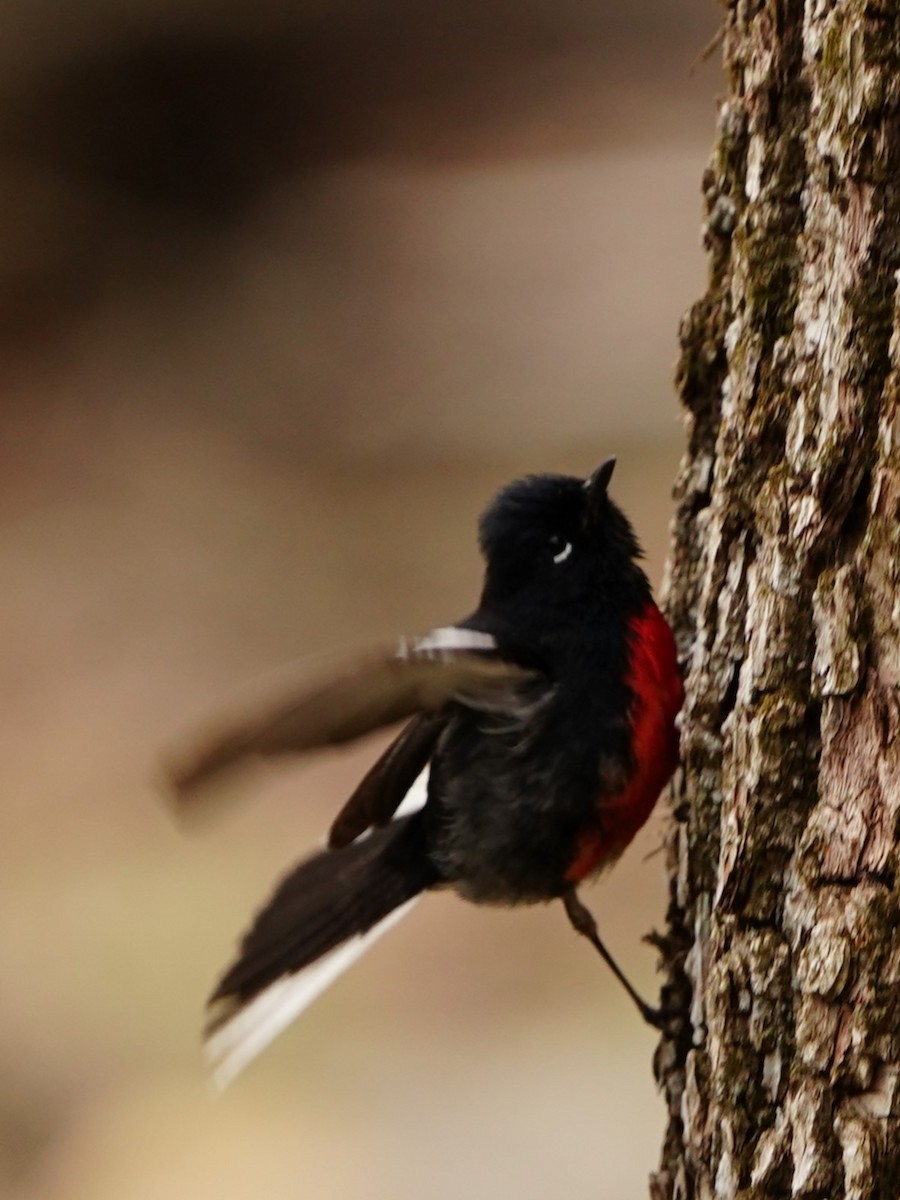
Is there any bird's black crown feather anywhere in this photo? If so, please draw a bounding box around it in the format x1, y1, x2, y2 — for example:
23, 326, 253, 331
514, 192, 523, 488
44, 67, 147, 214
476, 469, 648, 623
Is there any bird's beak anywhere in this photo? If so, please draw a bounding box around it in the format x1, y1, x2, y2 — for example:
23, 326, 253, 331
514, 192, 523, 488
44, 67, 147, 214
584, 457, 616, 518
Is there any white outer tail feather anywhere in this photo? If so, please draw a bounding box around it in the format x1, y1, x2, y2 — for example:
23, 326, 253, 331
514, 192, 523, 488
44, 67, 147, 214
207, 769, 431, 1091
206, 896, 420, 1091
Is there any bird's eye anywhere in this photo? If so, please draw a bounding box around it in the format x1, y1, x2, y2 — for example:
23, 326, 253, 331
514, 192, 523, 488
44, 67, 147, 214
549, 535, 573, 564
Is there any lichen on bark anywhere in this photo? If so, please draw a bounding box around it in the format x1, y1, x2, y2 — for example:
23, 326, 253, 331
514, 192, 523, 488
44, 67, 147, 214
652, 3, 900, 1198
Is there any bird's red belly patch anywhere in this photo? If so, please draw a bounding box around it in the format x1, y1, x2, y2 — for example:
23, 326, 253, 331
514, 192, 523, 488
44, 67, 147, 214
566, 601, 683, 883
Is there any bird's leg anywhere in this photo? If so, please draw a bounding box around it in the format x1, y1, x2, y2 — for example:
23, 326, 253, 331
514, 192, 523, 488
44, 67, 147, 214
562, 888, 676, 1031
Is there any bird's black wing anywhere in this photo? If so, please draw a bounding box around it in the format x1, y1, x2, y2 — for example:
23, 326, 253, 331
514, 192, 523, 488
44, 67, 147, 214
327, 712, 446, 848
166, 627, 536, 812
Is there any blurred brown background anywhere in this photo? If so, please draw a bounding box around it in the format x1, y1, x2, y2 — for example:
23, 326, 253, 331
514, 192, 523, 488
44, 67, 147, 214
1, 3, 718, 1198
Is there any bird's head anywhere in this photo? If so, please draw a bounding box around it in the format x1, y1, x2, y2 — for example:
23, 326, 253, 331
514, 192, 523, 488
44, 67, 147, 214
476, 459, 650, 639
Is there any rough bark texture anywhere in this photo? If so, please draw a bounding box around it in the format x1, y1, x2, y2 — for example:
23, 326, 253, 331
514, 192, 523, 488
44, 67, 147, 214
652, 3, 900, 1197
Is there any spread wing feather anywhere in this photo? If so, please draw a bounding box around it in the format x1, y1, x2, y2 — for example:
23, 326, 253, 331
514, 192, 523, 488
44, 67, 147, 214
166, 628, 535, 810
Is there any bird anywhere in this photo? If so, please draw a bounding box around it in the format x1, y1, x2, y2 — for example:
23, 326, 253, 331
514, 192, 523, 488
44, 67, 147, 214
166, 458, 684, 1089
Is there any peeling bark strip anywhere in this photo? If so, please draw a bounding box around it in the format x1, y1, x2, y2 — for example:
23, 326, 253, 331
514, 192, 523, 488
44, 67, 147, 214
652, 3, 900, 1198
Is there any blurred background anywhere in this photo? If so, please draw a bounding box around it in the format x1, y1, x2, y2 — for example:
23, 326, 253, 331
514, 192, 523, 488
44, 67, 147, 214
1, 2, 718, 1197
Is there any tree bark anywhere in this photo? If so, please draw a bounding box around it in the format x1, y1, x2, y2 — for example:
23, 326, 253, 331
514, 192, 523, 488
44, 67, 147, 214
652, 3, 900, 1197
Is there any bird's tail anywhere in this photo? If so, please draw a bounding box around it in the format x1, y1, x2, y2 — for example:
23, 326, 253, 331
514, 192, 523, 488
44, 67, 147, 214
205, 815, 435, 1089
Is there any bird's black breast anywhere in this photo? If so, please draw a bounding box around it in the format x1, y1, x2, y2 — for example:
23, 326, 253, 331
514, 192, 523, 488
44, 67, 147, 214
422, 678, 631, 905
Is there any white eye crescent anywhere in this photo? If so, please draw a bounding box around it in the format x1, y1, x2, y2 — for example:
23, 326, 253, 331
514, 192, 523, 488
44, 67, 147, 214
551, 540, 573, 564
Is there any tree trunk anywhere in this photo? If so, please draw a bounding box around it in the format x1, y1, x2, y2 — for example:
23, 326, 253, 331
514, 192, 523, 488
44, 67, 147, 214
652, 3, 900, 1197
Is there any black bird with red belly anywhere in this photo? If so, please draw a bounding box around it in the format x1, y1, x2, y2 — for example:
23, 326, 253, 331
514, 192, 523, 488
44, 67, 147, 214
168, 458, 684, 1088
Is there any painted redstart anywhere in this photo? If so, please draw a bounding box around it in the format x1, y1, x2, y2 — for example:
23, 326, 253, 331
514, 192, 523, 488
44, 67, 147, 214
167, 458, 684, 1088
